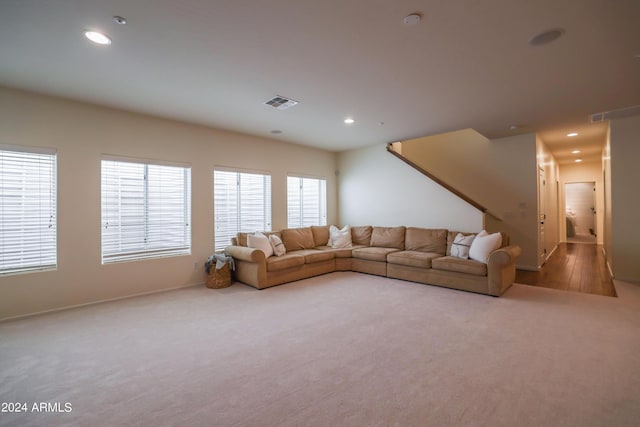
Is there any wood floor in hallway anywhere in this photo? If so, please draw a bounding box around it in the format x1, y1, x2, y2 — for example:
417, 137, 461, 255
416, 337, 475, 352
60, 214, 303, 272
516, 243, 616, 297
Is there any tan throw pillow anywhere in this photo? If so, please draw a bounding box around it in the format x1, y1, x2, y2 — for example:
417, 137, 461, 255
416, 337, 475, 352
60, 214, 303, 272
370, 226, 406, 249
311, 225, 330, 247
281, 227, 315, 252
330, 225, 352, 248
247, 232, 273, 258
469, 230, 502, 263
269, 234, 286, 256
451, 233, 476, 259
405, 227, 447, 254
351, 226, 373, 246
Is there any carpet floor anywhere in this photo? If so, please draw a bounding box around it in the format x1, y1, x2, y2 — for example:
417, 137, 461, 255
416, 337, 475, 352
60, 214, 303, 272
1, 272, 640, 427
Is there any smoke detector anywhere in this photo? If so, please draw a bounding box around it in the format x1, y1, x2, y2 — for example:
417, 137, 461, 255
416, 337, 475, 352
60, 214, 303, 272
264, 96, 299, 110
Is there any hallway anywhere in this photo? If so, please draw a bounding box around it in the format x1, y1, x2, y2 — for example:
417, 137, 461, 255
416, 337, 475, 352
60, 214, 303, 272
516, 243, 616, 297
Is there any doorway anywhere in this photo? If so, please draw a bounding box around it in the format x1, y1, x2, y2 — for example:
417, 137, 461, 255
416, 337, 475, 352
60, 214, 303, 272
565, 182, 596, 244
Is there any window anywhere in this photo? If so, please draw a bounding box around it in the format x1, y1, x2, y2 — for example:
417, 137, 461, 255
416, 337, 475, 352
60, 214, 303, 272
287, 176, 327, 228
0, 146, 57, 275
101, 159, 191, 263
214, 170, 271, 251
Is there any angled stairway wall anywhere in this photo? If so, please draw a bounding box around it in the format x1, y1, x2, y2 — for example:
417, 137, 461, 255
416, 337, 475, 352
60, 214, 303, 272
395, 129, 553, 270
337, 144, 482, 233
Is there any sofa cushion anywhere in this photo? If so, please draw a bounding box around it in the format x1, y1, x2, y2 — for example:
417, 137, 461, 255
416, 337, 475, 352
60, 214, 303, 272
386, 251, 442, 268
351, 226, 373, 246
316, 245, 366, 258
311, 225, 330, 247
431, 256, 487, 276
281, 227, 316, 252
266, 253, 305, 272
352, 247, 401, 262
294, 249, 335, 264
370, 226, 405, 249
405, 228, 447, 255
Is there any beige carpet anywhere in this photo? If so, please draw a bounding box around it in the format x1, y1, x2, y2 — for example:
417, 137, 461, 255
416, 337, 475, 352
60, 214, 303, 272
1, 272, 640, 427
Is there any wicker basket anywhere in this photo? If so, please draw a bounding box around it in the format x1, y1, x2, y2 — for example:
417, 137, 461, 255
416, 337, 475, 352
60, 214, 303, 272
207, 262, 231, 289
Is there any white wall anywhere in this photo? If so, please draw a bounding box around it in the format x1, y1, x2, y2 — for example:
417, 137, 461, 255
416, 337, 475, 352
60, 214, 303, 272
608, 115, 640, 282
337, 144, 482, 231
0, 87, 338, 319
559, 161, 604, 245
603, 125, 613, 274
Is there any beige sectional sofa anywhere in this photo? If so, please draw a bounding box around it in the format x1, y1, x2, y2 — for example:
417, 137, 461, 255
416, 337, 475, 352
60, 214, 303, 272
224, 226, 521, 296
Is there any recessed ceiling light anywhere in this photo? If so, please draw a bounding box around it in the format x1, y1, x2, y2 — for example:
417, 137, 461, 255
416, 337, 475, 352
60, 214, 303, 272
403, 13, 421, 26
528, 28, 565, 46
572, 150, 581, 154
113, 16, 127, 25
575, 159, 583, 163
344, 118, 355, 125
567, 132, 578, 137
84, 30, 111, 45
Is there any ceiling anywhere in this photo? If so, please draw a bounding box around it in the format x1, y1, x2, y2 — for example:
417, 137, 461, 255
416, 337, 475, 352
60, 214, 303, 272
1, 1, 639, 159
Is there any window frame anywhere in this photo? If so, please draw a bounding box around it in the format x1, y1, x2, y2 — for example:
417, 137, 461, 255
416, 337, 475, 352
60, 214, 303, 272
0, 144, 58, 276
101, 156, 192, 264
287, 175, 327, 228
213, 168, 272, 251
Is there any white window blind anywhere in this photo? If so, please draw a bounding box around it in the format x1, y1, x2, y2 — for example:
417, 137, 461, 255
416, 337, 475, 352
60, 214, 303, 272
101, 159, 191, 263
214, 170, 271, 251
0, 147, 57, 275
287, 176, 327, 228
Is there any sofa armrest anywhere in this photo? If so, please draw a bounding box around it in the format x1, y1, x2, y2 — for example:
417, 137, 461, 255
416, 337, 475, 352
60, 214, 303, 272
487, 245, 522, 296
224, 245, 266, 263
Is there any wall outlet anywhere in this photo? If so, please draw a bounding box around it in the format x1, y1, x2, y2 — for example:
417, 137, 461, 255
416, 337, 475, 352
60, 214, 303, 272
193, 262, 199, 270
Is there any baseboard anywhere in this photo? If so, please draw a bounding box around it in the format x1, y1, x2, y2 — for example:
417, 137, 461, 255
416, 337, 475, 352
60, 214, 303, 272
516, 265, 540, 272
0, 281, 205, 323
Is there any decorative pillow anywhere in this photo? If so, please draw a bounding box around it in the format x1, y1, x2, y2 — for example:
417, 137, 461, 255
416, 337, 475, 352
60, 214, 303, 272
330, 225, 352, 248
269, 234, 286, 257
247, 232, 273, 258
469, 230, 502, 264
451, 233, 476, 259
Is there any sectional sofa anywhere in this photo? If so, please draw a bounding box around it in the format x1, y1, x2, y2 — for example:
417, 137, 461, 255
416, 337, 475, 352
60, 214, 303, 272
224, 226, 522, 296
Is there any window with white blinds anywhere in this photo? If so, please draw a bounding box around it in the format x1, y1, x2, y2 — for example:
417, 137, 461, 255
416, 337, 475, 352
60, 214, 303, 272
287, 176, 327, 228
101, 159, 191, 263
214, 170, 271, 251
0, 146, 57, 275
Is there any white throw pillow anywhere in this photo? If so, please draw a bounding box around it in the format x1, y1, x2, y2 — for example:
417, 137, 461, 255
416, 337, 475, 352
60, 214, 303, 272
269, 234, 286, 257
451, 233, 476, 259
469, 230, 502, 264
330, 225, 352, 248
247, 232, 273, 258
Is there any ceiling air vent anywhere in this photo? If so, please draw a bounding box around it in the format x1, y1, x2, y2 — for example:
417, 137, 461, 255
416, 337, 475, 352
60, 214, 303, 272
590, 105, 640, 123
264, 95, 299, 110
